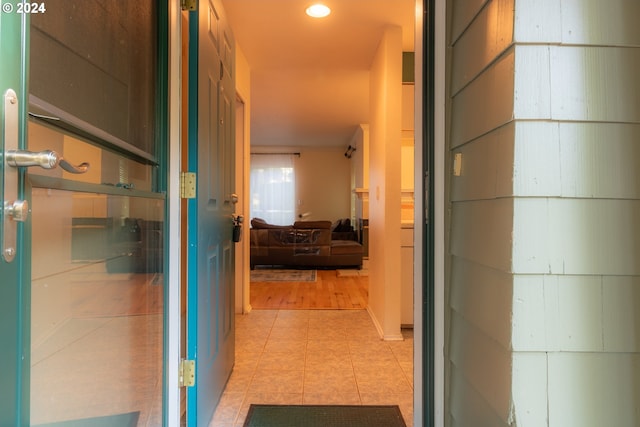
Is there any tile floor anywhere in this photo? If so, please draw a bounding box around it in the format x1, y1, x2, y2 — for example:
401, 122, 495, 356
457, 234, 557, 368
210, 309, 414, 426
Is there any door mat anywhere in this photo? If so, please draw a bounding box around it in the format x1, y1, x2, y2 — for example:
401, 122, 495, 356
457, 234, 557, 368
243, 404, 406, 427
35, 411, 139, 427
250, 269, 317, 282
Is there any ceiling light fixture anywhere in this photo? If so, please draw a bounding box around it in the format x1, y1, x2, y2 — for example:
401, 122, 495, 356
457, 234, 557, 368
306, 4, 331, 18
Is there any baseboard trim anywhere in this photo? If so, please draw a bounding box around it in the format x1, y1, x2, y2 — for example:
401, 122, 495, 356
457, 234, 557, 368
366, 307, 404, 341
366, 306, 384, 339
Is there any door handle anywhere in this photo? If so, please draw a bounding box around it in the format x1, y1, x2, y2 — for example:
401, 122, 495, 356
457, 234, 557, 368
6, 149, 90, 174
2, 89, 91, 262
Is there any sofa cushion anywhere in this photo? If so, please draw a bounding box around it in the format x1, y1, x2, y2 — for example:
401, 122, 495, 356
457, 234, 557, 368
293, 220, 332, 229
330, 240, 363, 255
269, 229, 330, 246
250, 228, 270, 250
332, 231, 357, 241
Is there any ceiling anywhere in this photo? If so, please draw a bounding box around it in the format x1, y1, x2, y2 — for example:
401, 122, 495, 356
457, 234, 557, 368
221, 0, 416, 148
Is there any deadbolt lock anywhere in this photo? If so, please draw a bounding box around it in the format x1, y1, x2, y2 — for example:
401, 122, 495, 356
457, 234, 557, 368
6, 200, 29, 222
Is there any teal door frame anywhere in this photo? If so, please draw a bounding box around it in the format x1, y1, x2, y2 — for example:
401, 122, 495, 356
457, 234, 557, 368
419, 0, 446, 425
0, 5, 30, 425
422, 0, 435, 422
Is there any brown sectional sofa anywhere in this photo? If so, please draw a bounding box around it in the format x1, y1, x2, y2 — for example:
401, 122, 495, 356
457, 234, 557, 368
250, 218, 363, 269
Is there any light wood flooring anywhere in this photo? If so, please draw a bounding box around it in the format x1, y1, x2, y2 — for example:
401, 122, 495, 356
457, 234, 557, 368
249, 269, 368, 310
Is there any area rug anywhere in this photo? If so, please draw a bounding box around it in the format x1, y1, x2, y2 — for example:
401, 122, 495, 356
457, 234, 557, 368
243, 405, 406, 427
336, 269, 369, 277
250, 269, 317, 282
35, 411, 139, 427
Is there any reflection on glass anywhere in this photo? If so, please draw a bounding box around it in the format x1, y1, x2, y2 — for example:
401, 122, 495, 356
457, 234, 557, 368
30, 189, 163, 425
31, 0, 157, 154
28, 120, 153, 192
27, 76, 163, 424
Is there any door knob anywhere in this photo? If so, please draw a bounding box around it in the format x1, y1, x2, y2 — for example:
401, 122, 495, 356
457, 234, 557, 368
6, 149, 90, 174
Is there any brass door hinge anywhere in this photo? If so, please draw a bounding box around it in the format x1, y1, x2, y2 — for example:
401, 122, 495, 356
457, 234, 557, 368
181, 0, 196, 11
179, 359, 196, 387
180, 172, 196, 199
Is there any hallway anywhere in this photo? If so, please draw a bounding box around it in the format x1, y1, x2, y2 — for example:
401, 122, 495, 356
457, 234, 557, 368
211, 309, 414, 426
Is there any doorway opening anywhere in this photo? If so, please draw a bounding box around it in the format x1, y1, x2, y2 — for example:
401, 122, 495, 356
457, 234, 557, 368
222, 1, 432, 427
179, 1, 440, 426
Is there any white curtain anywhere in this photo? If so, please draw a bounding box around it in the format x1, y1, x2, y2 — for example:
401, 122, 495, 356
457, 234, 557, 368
250, 154, 296, 225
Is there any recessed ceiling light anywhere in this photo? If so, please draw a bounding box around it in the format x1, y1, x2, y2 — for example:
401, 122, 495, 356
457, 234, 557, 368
306, 4, 331, 18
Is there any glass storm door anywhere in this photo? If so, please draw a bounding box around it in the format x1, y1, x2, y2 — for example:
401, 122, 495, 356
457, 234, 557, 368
27, 120, 165, 425
1, 2, 167, 425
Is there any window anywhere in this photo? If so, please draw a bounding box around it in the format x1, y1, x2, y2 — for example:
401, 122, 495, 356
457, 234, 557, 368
250, 154, 297, 225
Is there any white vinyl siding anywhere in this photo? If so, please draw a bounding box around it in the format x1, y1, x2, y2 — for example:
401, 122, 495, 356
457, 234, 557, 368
447, 0, 640, 426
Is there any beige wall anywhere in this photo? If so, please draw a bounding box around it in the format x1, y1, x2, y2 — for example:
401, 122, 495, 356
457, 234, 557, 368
368, 26, 403, 340
294, 148, 351, 222
447, 0, 640, 425
250, 146, 352, 223
235, 44, 251, 313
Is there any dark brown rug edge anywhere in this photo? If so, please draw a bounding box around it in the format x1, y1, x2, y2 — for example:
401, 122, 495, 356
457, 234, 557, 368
243, 404, 407, 427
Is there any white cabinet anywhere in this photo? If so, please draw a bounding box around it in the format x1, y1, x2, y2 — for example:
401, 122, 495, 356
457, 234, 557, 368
401, 222, 414, 327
